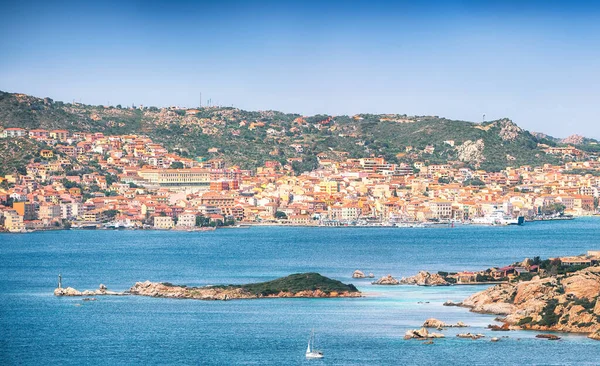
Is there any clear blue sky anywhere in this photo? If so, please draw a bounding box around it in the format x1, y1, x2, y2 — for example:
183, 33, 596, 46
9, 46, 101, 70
1, 0, 599, 138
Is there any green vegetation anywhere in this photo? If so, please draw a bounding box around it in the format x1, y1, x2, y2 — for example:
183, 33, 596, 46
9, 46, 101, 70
0, 138, 41, 176
475, 274, 495, 282
274, 211, 288, 219
562, 169, 600, 177
536, 299, 560, 327
541, 203, 566, 215
220, 273, 359, 296
517, 316, 533, 326
572, 297, 595, 310
103, 209, 119, 220
577, 322, 594, 328
463, 178, 486, 186
0, 90, 574, 173
514, 272, 534, 282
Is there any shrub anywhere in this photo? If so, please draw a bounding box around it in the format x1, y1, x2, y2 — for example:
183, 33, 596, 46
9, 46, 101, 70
516, 272, 534, 282
517, 317, 533, 325
536, 300, 559, 327
573, 297, 595, 310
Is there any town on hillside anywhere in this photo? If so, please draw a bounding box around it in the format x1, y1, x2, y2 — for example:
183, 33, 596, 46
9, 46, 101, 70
1, 127, 600, 232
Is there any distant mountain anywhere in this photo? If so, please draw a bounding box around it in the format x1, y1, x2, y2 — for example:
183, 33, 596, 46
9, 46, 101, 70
0, 90, 592, 172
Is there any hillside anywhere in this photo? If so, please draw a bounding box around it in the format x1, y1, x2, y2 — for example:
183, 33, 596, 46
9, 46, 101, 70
233, 272, 359, 296
0, 138, 42, 176
0, 90, 587, 172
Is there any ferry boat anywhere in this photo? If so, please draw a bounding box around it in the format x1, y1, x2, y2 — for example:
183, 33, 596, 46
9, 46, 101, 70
471, 210, 524, 226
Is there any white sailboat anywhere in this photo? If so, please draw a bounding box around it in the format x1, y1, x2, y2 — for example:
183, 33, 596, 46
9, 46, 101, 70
305, 329, 324, 359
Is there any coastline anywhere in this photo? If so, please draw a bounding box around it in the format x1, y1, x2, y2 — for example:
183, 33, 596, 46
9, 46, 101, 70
10, 216, 600, 234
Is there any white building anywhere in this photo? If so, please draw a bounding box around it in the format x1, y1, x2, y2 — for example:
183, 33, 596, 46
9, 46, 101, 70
177, 213, 196, 227
2, 128, 26, 138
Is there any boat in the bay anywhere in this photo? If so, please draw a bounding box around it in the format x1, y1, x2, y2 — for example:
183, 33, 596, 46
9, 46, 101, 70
305, 329, 323, 359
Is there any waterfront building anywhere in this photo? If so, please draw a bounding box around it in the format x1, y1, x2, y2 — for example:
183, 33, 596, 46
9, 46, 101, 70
13, 202, 37, 221
38, 204, 61, 220
177, 213, 196, 227
153, 215, 174, 229
3, 210, 25, 232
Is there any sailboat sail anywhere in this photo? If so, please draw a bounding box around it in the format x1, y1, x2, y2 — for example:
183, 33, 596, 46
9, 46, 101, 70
306, 329, 323, 358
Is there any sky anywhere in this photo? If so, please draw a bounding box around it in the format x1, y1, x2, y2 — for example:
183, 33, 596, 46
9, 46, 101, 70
1, 0, 600, 138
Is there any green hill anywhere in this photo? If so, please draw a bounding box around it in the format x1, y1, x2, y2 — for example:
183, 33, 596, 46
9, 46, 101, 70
227, 273, 359, 296
0, 90, 588, 172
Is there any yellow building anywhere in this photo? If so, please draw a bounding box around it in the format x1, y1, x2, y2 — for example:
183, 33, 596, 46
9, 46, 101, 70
153, 216, 174, 229
40, 150, 54, 158
137, 168, 210, 187
319, 180, 339, 194
4, 210, 25, 232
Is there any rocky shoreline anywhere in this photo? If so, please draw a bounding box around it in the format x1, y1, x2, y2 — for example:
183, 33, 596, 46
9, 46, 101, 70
455, 267, 600, 341
127, 280, 361, 300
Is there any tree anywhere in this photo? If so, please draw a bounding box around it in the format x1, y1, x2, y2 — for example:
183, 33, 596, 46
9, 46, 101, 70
541, 203, 565, 215
170, 161, 184, 169
463, 178, 485, 186
274, 211, 288, 219
103, 209, 119, 220
195, 215, 209, 227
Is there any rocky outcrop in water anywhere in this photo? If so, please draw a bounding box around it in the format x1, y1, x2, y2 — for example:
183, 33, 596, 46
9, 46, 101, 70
460, 267, 600, 339
422, 318, 468, 328
372, 274, 399, 285
536, 334, 561, 340
352, 270, 365, 278
53, 284, 122, 296
456, 333, 485, 340
400, 271, 449, 286
404, 328, 445, 340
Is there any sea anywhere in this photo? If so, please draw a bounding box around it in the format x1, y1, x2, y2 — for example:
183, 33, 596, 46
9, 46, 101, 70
1, 219, 599, 365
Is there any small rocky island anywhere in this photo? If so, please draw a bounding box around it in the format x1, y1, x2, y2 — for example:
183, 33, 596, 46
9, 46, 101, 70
371, 271, 450, 286
54, 273, 361, 300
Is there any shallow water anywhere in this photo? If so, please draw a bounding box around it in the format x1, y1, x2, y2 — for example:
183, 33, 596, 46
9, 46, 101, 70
1, 219, 599, 365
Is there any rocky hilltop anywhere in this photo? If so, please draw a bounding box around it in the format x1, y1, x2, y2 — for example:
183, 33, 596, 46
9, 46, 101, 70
54, 273, 361, 300
459, 267, 600, 340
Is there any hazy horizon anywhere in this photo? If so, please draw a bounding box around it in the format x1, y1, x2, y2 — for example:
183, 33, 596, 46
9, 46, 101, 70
1, 0, 599, 138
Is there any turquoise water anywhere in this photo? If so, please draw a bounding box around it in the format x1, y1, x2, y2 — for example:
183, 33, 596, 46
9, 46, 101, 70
1, 219, 599, 365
